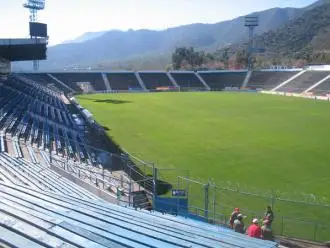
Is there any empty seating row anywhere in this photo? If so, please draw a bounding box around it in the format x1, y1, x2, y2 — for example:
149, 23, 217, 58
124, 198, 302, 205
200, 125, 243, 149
51, 73, 107, 92
106, 72, 142, 91
247, 71, 298, 90
0, 152, 99, 199
198, 71, 247, 90
138, 72, 174, 90
310, 77, 330, 95
276, 71, 330, 93
0, 182, 277, 247
0, 77, 100, 165
19, 71, 253, 92
21, 73, 70, 93
170, 72, 205, 88
21, 70, 330, 95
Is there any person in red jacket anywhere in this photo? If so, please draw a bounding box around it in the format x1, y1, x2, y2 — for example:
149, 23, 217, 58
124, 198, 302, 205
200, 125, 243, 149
247, 218, 262, 238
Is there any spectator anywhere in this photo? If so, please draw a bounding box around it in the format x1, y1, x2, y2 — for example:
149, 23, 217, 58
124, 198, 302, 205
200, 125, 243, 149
146, 200, 152, 211
261, 219, 273, 241
264, 206, 274, 227
229, 208, 240, 228
247, 218, 262, 238
233, 214, 245, 234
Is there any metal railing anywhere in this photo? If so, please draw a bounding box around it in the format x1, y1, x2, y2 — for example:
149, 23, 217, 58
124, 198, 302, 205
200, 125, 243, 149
158, 176, 330, 243
1, 135, 155, 207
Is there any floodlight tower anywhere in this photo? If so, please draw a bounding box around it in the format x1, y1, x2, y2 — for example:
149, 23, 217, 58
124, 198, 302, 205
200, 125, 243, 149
245, 16, 259, 70
24, 0, 46, 71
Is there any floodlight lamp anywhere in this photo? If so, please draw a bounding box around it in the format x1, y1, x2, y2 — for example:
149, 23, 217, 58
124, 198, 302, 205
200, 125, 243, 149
244, 16, 259, 27
23, 0, 45, 10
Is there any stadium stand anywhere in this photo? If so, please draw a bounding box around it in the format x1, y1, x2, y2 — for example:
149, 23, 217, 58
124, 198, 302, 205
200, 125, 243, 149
0, 152, 98, 199
50, 73, 106, 92
309, 76, 330, 96
20, 73, 70, 93
247, 71, 300, 90
106, 72, 142, 91
170, 71, 206, 89
0, 181, 277, 247
138, 72, 175, 90
276, 71, 330, 93
197, 71, 247, 91
0, 75, 94, 164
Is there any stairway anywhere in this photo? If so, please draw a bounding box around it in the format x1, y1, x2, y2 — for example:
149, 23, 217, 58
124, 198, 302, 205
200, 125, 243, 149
167, 72, 180, 88
195, 72, 211, 90
242, 70, 252, 88
135, 72, 147, 91
47, 74, 76, 93
132, 190, 151, 210
101, 73, 111, 91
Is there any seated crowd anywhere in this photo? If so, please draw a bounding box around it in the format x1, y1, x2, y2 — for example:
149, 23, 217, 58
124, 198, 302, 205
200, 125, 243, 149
229, 206, 274, 241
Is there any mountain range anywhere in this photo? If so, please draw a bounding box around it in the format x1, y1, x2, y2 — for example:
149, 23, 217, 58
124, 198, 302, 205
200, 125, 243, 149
61, 31, 107, 44
13, 0, 328, 71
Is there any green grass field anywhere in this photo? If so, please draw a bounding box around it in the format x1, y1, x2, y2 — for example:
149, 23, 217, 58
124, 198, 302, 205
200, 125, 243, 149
77, 92, 330, 241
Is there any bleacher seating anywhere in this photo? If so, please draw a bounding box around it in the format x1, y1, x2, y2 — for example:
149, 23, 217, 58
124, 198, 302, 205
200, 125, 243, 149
106, 72, 141, 91
276, 71, 330, 93
51, 73, 106, 92
170, 72, 205, 89
310, 77, 330, 95
138, 72, 174, 90
0, 152, 98, 199
0, 76, 95, 164
198, 71, 247, 90
0, 181, 277, 247
20, 73, 70, 93
247, 71, 299, 90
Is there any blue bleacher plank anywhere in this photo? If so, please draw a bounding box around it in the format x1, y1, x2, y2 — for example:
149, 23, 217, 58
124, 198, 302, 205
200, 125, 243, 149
0, 226, 46, 248
59, 221, 126, 248
0, 182, 277, 248
0, 192, 149, 248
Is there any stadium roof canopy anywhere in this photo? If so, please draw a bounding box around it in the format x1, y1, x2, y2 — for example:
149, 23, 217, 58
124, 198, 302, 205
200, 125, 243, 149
0, 38, 47, 61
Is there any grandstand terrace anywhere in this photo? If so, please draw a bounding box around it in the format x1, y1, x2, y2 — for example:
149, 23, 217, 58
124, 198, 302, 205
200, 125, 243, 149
198, 71, 247, 90
138, 72, 175, 90
106, 72, 142, 91
51, 72, 106, 93
276, 71, 330, 93
247, 71, 299, 90
20, 73, 70, 93
309, 76, 330, 96
0, 75, 92, 163
0, 181, 277, 247
0, 74, 145, 199
0, 152, 98, 199
170, 71, 206, 89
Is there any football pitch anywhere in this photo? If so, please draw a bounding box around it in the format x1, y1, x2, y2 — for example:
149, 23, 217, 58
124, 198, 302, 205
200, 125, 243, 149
77, 92, 330, 240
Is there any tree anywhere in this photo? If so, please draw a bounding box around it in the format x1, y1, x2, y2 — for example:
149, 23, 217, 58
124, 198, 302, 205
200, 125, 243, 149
172, 47, 208, 70
165, 64, 173, 72
221, 48, 230, 69
235, 49, 248, 68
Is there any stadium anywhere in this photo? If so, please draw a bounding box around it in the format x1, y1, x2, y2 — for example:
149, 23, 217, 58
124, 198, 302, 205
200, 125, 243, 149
1, 1, 330, 248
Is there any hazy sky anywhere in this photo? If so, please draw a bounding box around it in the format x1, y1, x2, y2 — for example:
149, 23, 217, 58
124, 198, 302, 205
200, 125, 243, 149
1, 0, 316, 45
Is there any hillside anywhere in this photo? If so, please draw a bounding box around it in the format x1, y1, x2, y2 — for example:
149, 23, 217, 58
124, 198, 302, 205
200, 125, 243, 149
216, 0, 330, 67
61, 31, 107, 44
14, 1, 323, 71
257, 1, 330, 58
